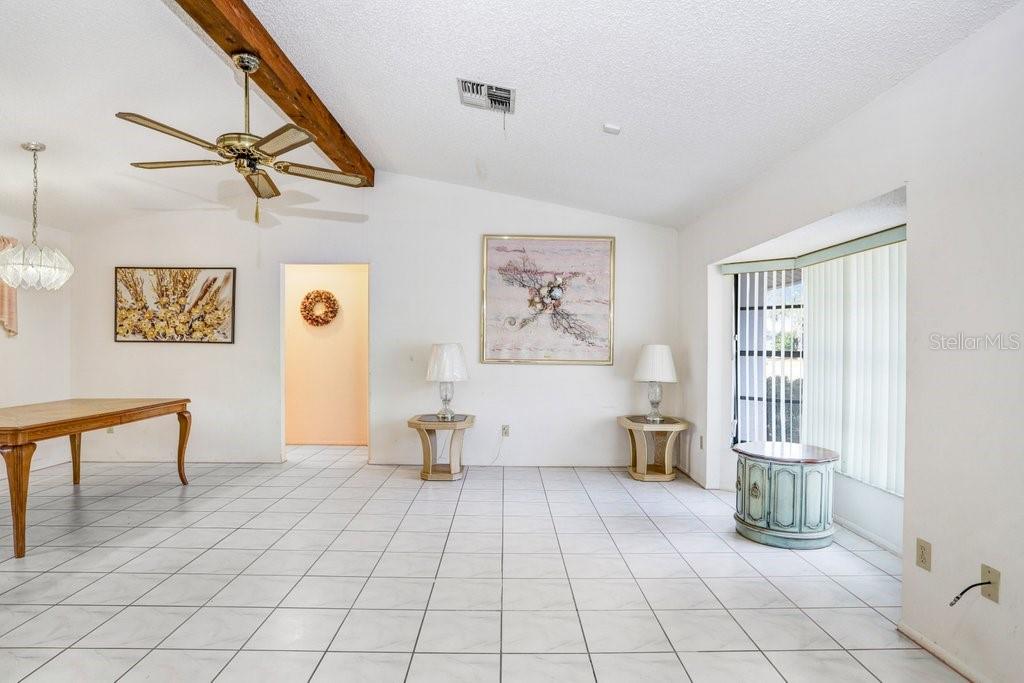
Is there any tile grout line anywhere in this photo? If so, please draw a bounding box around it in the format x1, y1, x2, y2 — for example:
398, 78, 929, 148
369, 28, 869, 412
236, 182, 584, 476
575, 467, 694, 681
498, 464, 504, 683
14, 446, 350, 681
5, 461, 279, 681
96, 450, 349, 681
204, 447, 397, 681
657, 473, 890, 681
0, 455, 928, 682
644, 476, 794, 679
400, 460, 471, 682
540, 467, 598, 681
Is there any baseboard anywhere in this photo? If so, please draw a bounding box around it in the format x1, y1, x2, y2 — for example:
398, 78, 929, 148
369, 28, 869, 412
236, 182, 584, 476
896, 621, 987, 683
834, 514, 901, 555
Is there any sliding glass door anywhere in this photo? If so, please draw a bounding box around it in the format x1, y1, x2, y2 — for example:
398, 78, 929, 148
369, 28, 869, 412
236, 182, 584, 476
733, 269, 804, 444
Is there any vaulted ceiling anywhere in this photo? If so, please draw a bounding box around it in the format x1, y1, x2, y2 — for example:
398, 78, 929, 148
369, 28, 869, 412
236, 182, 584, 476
0, 0, 1016, 232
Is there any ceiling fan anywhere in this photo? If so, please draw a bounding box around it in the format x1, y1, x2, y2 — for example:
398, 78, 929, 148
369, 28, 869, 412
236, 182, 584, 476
116, 52, 366, 221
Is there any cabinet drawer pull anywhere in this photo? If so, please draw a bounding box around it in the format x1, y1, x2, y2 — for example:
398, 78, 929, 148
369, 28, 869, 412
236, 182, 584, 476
736, 476, 741, 489
750, 482, 761, 499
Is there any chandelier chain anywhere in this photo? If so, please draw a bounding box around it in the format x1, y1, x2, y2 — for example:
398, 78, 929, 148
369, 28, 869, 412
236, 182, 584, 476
0, 141, 73, 291
31, 150, 39, 245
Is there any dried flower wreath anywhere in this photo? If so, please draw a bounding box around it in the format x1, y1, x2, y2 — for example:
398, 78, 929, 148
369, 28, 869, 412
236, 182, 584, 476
300, 289, 339, 326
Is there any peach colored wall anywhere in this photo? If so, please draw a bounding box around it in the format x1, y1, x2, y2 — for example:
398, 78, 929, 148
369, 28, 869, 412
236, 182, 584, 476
284, 264, 369, 445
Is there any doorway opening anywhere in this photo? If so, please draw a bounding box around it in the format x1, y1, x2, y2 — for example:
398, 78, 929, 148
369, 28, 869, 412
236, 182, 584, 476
283, 264, 369, 451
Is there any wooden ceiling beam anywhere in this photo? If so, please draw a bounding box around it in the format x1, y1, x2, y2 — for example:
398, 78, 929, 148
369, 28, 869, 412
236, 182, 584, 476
174, 0, 374, 185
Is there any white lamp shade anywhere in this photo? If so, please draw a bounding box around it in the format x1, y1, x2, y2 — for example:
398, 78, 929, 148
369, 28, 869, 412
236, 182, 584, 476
426, 343, 469, 382
633, 344, 677, 383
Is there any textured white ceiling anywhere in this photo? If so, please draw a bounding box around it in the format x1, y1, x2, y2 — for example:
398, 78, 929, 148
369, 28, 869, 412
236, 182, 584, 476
0, 1, 1016, 232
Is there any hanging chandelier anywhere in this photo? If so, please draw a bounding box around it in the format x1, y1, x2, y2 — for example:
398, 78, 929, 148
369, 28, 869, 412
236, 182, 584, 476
0, 143, 74, 290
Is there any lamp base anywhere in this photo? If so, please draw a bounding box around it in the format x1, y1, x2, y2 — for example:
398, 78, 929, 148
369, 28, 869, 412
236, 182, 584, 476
436, 381, 455, 421
645, 381, 664, 423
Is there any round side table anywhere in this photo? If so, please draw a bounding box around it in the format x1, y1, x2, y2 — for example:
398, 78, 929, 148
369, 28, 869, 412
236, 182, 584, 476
408, 414, 475, 481
617, 415, 690, 481
733, 441, 839, 549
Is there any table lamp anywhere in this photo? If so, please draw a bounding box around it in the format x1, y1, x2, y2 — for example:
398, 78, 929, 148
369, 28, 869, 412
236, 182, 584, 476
426, 343, 468, 420
633, 344, 677, 423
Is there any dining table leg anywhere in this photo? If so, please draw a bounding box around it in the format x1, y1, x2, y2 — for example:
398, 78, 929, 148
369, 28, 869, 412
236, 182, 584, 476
2, 443, 36, 558
70, 433, 82, 485
176, 410, 191, 485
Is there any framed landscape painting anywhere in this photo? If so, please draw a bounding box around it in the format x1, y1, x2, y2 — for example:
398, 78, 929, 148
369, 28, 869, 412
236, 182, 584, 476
115, 267, 236, 343
481, 235, 614, 364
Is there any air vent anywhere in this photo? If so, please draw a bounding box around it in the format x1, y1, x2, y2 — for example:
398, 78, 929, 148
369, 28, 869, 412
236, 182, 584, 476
458, 78, 515, 114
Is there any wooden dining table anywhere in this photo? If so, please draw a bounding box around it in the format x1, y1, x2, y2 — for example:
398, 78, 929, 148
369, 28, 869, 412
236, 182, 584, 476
0, 398, 191, 557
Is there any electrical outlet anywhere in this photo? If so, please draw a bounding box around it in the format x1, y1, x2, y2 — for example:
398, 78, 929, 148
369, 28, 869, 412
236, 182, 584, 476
501, 424, 511, 437
106, 427, 114, 434
916, 538, 932, 571
981, 564, 1000, 603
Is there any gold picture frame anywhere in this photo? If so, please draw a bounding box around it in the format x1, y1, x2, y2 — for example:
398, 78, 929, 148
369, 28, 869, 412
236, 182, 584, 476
481, 235, 615, 365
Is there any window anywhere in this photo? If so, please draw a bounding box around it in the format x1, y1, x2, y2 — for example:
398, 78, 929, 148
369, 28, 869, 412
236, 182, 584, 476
725, 224, 906, 495
733, 269, 804, 444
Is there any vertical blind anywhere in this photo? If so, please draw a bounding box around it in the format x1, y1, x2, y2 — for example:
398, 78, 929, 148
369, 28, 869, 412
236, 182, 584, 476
734, 269, 804, 444
802, 241, 906, 495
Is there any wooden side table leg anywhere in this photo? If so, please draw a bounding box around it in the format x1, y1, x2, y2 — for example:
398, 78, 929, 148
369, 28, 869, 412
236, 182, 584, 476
176, 410, 191, 485
69, 433, 82, 485
416, 428, 435, 480
663, 432, 681, 478
635, 430, 649, 478
2, 443, 36, 558
627, 429, 639, 472
449, 429, 466, 478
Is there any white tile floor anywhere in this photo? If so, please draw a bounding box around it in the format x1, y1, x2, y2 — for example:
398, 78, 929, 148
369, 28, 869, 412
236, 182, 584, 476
0, 445, 964, 682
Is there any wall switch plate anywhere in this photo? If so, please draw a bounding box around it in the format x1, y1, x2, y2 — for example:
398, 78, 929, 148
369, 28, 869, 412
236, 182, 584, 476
699, 435, 705, 449
501, 425, 511, 437
916, 538, 932, 571
981, 564, 1000, 603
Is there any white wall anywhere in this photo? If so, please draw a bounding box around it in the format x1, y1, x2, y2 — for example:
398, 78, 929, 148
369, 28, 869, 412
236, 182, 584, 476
0, 215, 74, 472
834, 475, 903, 553
674, 5, 1024, 681
68, 173, 679, 467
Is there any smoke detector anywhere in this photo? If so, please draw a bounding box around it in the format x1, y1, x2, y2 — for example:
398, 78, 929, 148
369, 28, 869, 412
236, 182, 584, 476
458, 78, 515, 113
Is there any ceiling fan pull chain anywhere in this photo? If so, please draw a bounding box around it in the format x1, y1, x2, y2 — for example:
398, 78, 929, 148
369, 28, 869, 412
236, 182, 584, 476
254, 196, 260, 224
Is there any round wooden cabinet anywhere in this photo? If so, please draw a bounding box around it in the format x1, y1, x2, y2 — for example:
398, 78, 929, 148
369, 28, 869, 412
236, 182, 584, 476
733, 441, 839, 550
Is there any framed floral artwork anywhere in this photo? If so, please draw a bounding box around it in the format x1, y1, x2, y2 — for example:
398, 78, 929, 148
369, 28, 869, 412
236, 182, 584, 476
481, 235, 614, 364
115, 267, 236, 343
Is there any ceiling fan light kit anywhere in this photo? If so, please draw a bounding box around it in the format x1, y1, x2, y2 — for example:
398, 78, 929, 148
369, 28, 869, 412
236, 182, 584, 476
116, 52, 367, 222
0, 143, 75, 291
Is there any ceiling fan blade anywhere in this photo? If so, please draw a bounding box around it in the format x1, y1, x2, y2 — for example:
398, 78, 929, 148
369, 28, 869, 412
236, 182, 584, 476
273, 161, 367, 187
116, 112, 219, 152
253, 124, 315, 158
246, 170, 281, 199
131, 160, 230, 169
